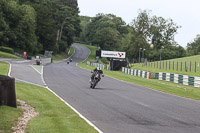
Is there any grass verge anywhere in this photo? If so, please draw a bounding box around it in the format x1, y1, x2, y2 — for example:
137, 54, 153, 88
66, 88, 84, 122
131, 55, 200, 77
0, 62, 23, 133
52, 46, 75, 63
77, 44, 200, 100
0, 51, 23, 59
0, 61, 98, 133
16, 83, 98, 133
0, 61, 9, 75
0, 105, 23, 133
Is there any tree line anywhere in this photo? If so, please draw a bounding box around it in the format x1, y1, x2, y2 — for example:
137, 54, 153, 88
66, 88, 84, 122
1, 1, 199, 59
77, 10, 199, 62
0, 0, 80, 55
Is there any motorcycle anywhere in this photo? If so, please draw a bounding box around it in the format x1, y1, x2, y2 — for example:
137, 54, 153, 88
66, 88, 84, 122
90, 71, 104, 89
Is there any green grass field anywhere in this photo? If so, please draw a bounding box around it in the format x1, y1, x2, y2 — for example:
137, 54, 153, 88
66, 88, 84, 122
131, 55, 200, 77
77, 43, 200, 100
52, 46, 75, 63
0, 62, 23, 133
0, 51, 23, 59
0, 62, 97, 133
16, 83, 97, 133
0, 61, 9, 75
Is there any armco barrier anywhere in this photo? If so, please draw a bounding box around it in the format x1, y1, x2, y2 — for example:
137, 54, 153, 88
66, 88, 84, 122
87, 61, 105, 70
121, 67, 151, 79
155, 72, 200, 88
41, 58, 52, 65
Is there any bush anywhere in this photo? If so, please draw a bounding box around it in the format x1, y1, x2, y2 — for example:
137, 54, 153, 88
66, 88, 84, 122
0, 46, 14, 54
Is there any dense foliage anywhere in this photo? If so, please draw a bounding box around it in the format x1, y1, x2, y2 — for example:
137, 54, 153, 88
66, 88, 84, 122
78, 13, 128, 51
187, 35, 200, 56
77, 10, 187, 61
0, 0, 80, 54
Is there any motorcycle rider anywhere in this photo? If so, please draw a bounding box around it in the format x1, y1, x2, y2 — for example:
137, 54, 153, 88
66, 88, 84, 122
90, 67, 103, 83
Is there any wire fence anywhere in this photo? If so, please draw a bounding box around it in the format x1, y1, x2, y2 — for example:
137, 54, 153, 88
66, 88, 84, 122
142, 60, 200, 73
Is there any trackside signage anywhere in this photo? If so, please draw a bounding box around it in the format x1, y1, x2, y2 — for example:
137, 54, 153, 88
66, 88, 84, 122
101, 50, 126, 58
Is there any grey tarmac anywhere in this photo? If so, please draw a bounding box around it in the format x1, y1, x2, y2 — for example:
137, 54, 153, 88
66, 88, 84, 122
44, 44, 200, 133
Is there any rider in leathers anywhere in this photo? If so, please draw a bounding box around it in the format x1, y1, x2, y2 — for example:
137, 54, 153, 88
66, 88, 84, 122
90, 67, 103, 83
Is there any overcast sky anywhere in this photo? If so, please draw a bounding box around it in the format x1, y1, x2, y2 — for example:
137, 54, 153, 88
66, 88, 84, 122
78, 0, 200, 48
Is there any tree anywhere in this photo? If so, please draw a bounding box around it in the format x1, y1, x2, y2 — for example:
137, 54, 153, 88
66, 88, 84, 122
127, 10, 182, 61
94, 27, 121, 50
15, 4, 38, 53
187, 35, 200, 55
121, 27, 149, 61
18, 0, 81, 53
0, 0, 38, 54
150, 16, 180, 50
83, 13, 127, 51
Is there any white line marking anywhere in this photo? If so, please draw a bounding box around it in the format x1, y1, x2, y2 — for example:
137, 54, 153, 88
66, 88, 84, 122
41, 65, 46, 86
30, 65, 42, 74
44, 85, 103, 133
42, 62, 103, 133
7, 61, 102, 132
5, 58, 103, 132
13, 60, 31, 63
135, 101, 150, 107
15, 78, 44, 88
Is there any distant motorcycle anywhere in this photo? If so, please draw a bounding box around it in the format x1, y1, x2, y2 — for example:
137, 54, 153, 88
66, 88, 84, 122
67, 60, 70, 64
90, 72, 104, 89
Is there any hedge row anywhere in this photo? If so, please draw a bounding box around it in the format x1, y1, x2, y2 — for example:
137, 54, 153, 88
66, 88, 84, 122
0, 46, 14, 54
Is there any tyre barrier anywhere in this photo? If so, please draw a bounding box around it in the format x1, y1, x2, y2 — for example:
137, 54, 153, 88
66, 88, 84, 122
155, 72, 200, 88
122, 67, 151, 79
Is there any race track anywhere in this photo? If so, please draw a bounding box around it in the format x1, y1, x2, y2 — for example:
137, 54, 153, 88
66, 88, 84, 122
43, 44, 200, 133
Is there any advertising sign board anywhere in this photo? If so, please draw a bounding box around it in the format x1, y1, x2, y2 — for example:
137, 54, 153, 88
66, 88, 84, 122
101, 50, 126, 58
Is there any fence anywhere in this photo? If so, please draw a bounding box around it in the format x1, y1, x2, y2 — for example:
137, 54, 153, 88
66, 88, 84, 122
142, 60, 200, 73
87, 61, 110, 70
41, 58, 52, 65
121, 67, 151, 79
155, 72, 200, 88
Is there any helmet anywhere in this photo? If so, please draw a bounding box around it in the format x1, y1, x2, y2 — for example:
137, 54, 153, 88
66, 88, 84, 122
97, 67, 101, 70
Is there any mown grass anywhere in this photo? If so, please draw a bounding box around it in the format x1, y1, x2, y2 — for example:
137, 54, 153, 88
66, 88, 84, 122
77, 43, 200, 100
16, 83, 97, 133
0, 105, 23, 133
0, 62, 23, 133
0, 51, 23, 59
52, 46, 75, 63
0, 61, 9, 75
0, 61, 98, 133
132, 55, 200, 77
74, 43, 104, 63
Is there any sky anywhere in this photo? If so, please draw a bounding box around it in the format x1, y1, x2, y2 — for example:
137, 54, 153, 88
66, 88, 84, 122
77, 0, 200, 48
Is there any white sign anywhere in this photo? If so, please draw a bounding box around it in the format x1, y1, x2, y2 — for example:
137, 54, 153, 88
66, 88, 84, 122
101, 50, 126, 58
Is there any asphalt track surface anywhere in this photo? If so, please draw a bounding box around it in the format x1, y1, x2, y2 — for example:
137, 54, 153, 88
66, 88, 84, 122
2, 44, 200, 133
43, 44, 200, 133
0, 58, 44, 86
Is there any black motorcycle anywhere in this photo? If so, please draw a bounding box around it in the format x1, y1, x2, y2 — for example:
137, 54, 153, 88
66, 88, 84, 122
90, 72, 103, 89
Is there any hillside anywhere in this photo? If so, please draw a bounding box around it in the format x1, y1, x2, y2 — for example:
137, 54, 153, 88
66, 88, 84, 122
131, 55, 200, 77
